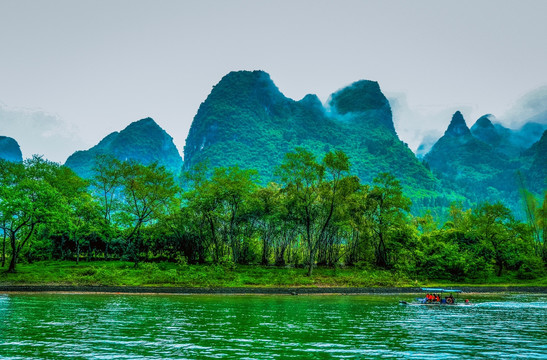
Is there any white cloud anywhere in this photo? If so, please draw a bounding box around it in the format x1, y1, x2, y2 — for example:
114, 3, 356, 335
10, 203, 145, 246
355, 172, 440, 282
501, 86, 547, 128
388, 93, 473, 155
0, 103, 87, 163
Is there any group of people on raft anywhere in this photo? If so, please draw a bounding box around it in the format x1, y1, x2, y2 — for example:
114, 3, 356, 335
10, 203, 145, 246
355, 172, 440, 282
423, 293, 455, 304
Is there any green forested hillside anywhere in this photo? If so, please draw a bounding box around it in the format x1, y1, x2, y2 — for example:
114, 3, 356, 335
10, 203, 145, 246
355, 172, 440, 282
65, 118, 183, 178
183, 71, 447, 212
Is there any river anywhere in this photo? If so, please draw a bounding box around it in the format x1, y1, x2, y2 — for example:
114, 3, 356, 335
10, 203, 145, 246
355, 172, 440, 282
0, 293, 545, 359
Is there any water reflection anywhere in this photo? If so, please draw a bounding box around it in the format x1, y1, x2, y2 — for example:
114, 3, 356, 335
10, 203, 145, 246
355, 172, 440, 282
0, 294, 545, 359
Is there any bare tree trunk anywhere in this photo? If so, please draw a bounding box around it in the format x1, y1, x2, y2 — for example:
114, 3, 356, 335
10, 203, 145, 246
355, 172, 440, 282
7, 234, 17, 273
261, 233, 270, 265
275, 243, 287, 266
543, 194, 547, 262
87, 240, 91, 262
307, 245, 315, 276
1, 228, 6, 268
76, 236, 80, 264
8, 252, 17, 272
376, 233, 388, 268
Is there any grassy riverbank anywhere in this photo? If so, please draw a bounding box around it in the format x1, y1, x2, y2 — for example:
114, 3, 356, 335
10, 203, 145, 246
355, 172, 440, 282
1, 261, 546, 288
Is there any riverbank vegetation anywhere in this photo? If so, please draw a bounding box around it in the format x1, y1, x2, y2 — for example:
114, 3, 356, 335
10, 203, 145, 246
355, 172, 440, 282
2, 261, 546, 288
1, 149, 546, 285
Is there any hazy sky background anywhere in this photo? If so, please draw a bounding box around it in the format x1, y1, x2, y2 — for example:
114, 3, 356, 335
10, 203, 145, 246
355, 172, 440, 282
1, 0, 546, 162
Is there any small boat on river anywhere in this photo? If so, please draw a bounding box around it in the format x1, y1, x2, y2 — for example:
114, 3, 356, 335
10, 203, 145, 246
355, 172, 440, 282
400, 288, 470, 306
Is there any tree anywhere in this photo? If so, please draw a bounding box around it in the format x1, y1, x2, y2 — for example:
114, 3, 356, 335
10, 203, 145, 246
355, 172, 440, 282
0, 160, 18, 267
184, 163, 225, 263
365, 173, 411, 268
277, 148, 356, 276
212, 166, 259, 264
68, 193, 102, 263
184, 165, 259, 264
90, 155, 124, 257
158, 206, 209, 264
0, 157, 67, 272
519, 186, 547, 262
471, 202, 519, 277
518, 172, 545, 259
91, 154, 123, 224
538, 193, 547, 261
118, 162, 178, 266
252, 183, 284, 265
48, 165, 97, 263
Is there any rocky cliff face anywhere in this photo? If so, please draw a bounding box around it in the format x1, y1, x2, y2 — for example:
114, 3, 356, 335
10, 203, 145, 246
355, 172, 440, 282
183, 70, 436, 195
65, 118, 182, 178
0, 136, 23, 162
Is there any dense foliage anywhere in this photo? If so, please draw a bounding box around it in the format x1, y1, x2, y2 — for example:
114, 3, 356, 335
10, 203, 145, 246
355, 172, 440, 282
1, 150, 545, 282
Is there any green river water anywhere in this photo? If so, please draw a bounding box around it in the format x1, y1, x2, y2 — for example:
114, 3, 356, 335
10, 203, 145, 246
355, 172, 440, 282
0, 293, 545, 359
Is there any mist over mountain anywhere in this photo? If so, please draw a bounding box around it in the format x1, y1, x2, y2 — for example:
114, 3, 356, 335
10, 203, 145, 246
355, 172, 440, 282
388, 94, 474, 159
0, 136, 23, 162
393, 84, 547, 163
183, 70, 437, 201
504, 86, 547, 128
505, 121, 547, 151
65, 118, 182, 178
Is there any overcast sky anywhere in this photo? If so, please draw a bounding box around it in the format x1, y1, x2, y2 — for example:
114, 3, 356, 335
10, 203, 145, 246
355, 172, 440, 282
1, 0, 546, 162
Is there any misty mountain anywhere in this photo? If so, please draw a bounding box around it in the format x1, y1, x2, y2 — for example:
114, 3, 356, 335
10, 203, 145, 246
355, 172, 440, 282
0, 136, 23, 162
417, 112, 546, 159
424, 111, 545, 213
469, 114, 546, 158
183, 70, 438, 201
503, 121, 547, 152
65, 118, 182, 178
470, 114, 502, 146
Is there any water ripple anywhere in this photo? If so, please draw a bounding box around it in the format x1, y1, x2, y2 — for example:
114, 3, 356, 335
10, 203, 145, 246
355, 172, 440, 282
0, 294, 545, 359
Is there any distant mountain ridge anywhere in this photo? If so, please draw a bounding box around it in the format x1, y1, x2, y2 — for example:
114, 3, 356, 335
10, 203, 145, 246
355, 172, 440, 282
0, 136, 23, 162
424, 111, 546, 213
65, 118, 182, 178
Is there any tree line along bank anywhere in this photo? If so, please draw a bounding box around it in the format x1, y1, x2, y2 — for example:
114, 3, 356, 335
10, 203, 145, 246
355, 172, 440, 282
0, 148, 545, 281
